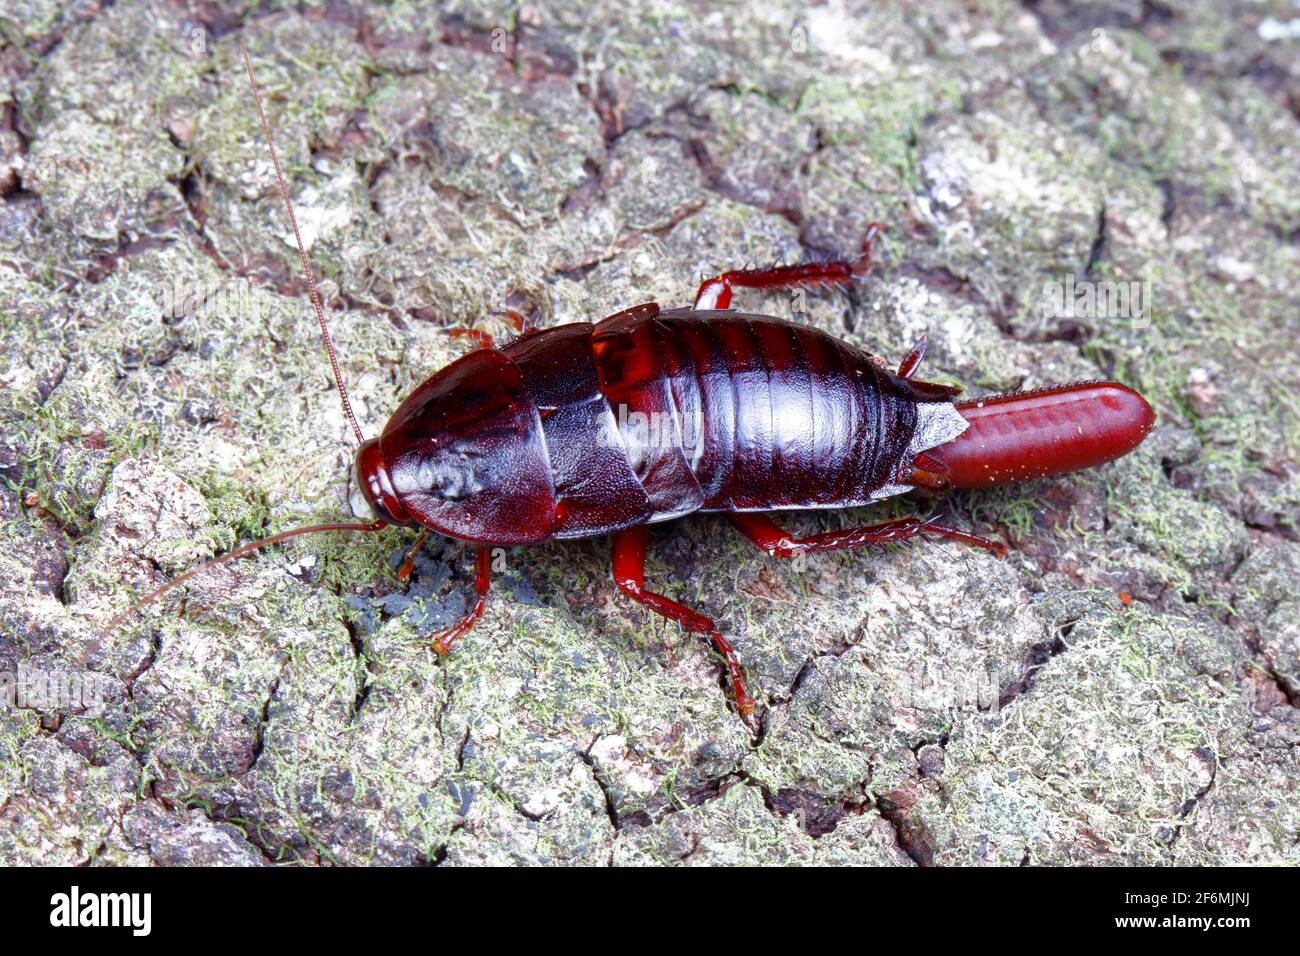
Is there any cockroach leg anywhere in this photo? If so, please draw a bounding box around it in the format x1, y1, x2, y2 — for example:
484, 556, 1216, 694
692, 222, 886, 310
446, 310, 536, 351
396, 529, 431, 582
915, 518, 1008, 557
500, 308, 529, 335
729, 512, 1006, 558
611, 525, 755, 721
429, 544, 492, 654
446, 327, 496, 350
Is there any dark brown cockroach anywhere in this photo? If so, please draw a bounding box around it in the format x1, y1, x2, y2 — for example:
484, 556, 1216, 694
93, 46, 1156, 723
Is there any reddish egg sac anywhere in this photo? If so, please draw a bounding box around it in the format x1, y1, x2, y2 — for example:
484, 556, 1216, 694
927, 382, 1156, 488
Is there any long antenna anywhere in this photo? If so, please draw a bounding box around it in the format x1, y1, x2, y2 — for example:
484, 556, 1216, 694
240, 41, 365, 446
76, 519, 387, 665
76, 46, 386, 665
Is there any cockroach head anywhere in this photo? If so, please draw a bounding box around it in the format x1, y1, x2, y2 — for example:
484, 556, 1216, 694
353, 437, 416, 527
356, 348, 556, 544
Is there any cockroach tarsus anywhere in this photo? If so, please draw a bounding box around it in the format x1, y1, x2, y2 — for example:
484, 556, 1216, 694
87, 45, 1157, 725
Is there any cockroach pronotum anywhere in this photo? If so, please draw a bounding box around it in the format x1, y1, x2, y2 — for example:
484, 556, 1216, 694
87, 46, 1156, 724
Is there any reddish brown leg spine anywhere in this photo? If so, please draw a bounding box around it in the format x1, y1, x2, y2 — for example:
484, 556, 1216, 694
611, 526, 754, 720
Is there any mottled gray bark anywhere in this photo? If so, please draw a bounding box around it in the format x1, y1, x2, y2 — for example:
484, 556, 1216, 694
0, 0, 1296, 865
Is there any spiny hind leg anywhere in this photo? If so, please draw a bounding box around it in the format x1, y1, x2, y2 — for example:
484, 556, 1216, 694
611, 526, 754, 722
693, 223, 885, 309
729, 512, 1006, 557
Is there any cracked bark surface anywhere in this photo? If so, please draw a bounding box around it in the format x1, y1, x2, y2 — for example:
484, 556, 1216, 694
1, 0, 1297, 866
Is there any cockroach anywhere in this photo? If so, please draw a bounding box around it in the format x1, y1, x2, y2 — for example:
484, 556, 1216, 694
89, 46, 1157, 723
